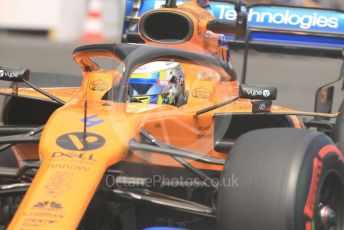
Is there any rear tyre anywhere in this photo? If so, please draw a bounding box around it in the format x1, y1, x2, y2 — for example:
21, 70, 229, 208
334, 101, 344, 153
217, 128, 344, 230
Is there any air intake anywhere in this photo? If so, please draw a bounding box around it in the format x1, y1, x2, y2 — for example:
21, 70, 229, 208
139, 11, 194, 43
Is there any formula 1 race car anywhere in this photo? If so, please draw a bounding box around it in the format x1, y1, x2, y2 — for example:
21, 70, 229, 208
0, 0, 343, 229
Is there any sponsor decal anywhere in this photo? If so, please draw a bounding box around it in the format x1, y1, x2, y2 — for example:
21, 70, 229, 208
49, 162, 90, 172
45, 171, 74, 196
192, 87, 211, 99
240, 85, 276, 100
0, 70, 19, 79
33, 201, 62, 210
24, 201, 64, 227
212, 3, 237, 21
25, 212, 63, 219
258, 103, 266, 110
248, 7, 343, 33
263, 90, 270, 97
52, 151, 96, 162
197, 125, 212, 139
23, 218, 56, 227
80, 114, 104, 128
134, 1, 344, 34
251, 100, 272, 113
214, 5, 344, 48
56, 132, 105, 151
245, 89, 269, 97
89, 79, 109, 91
212, 4, 344, 33
212, 4, 343, 33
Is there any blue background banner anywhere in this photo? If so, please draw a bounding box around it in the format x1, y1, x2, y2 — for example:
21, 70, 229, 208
248, 6, 344, 35
124, 0, 344, 48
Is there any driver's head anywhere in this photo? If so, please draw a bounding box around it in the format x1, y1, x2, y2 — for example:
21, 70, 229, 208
129, 61, 185, 106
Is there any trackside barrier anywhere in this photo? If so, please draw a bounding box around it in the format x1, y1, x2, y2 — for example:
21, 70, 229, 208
0, 0, 126, 42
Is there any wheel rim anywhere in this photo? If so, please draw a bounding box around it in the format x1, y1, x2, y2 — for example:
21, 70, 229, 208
315, 172, 344, 230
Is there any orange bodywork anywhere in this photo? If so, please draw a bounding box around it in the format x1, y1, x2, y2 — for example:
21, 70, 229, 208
0, 1, 336, 229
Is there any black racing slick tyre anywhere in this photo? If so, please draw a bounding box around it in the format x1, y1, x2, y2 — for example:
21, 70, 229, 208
334, 101, 344, 153
217, 128, 344, 230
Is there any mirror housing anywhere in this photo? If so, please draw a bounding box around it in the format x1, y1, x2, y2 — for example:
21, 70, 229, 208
239, 84, 277, 100
206, 17, 247, 38
315, 85, 334, 115
207, 19, 237, 34
0, 67, 30, 82
206, 1, 247, 38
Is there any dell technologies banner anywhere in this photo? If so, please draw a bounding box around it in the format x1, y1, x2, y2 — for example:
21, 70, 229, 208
248, 6, 344, 35
125, 0, 344, 47
127, 0, 344, 33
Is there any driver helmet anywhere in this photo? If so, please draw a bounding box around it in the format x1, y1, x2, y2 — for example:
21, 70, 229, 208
129, 61, 185, 106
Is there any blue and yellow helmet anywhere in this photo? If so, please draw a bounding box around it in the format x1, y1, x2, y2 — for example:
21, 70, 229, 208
129, 61, 185, 105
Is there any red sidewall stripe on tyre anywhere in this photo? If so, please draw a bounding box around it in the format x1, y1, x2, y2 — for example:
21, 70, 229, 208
304, 157, 323, 219
318, 145, 344, 161
304, 144, 344, 230
305, 221, 312, 230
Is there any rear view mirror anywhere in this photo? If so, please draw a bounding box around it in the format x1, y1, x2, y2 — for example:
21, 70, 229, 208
207, 19, 237, 34
0, 67, 30, 82
239, 84, 277, 100
315, 85, 334, 115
